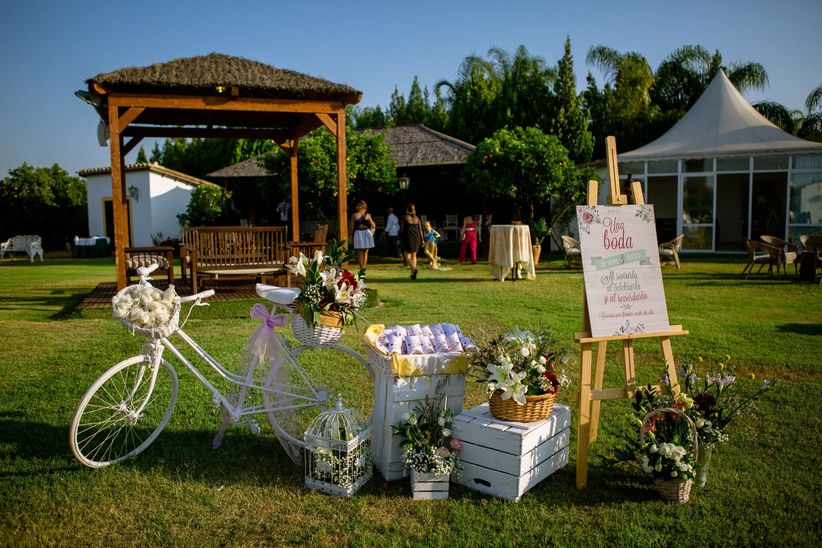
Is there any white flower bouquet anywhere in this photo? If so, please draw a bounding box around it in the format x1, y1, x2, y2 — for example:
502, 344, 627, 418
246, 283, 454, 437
112, 283, 179, 337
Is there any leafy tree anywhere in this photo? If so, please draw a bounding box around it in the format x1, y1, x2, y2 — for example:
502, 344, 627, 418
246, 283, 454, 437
177, 185, 232, 227
0, 163, 87, 247
263, 119, 396, 220
352, 105, 388, 129
551, 37, 594, 163
465, 127, 579, 241
152, 138, 275, 179
388, 86, 407, 124
136, 146, 148, 163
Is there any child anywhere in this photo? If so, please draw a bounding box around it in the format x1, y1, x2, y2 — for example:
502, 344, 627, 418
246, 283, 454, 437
423, 221, 441, 269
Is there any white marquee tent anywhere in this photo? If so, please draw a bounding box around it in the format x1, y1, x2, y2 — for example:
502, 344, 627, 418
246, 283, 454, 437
617, 70, 822, 251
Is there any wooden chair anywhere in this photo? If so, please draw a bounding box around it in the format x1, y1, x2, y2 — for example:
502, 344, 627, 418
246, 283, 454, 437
658, 234, 684, 270
742, 238, 780, 278
561, 235, 582, 268
125, 246, 174, 285
287, 224, 328, 258
760, 235, 798, 275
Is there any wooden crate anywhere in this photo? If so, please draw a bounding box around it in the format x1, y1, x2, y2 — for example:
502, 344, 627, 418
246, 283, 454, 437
369, 348, 466, 481
451, 403, 571, 501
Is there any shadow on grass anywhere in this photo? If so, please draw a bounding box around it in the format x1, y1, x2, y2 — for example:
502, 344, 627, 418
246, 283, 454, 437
0, 289, 90, 320
776, 323, 822, 336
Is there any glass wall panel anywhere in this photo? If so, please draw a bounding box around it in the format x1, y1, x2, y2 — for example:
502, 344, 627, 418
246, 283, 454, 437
754, 155, 788, 171
618, 161, 645, 174
648, 160, 678, 174
647, 175, 677, 243
717, 157, 750, 172
683, 226, 712, 250
716, 173, 749, 251
684, 158, 712, 172
682, 175, 714, 251
751, 172, 788, 240
788, 171, 822, 242
793, 155, 822, 169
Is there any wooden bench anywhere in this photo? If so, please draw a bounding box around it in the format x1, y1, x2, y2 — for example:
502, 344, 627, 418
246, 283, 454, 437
0, 235, 44, 262
181, 226, 287, 293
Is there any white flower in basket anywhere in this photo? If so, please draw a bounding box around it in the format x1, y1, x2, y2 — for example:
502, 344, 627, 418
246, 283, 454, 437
112, 283, 180, 339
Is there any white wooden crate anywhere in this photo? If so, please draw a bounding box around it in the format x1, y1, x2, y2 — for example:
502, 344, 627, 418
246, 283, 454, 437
369, 349, 466, 481
451, 403, 571, 501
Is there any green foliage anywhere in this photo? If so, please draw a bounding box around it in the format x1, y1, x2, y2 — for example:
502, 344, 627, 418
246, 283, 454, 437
465, 127, 579, 238
382, 77, 449, 130
438, 46, 555, 144
135, 146, 148, 164
152, 138, 275, 179
0, 163, 87, 247
177, 185, 232, 227
263, 120, 395, 219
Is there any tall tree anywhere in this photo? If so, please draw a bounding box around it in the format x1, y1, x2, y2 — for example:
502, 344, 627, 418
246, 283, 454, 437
551, 37, 594, 163
754, 82, 822, 142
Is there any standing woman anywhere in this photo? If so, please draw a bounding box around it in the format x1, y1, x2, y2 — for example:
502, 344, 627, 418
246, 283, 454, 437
459, 214, 478, 264
350, 200, 376, 277
399, 203, 423, 280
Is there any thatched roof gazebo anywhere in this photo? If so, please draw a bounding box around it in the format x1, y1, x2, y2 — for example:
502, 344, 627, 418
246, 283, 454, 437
76, 52, 362, 289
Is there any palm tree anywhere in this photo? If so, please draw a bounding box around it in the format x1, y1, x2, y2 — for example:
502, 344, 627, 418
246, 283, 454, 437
585, 45, 655, 119
652, 45, 769, 112
754, 82, 822, 142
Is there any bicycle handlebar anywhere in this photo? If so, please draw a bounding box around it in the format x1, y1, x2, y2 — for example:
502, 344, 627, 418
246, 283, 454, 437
179, 289, 215, 303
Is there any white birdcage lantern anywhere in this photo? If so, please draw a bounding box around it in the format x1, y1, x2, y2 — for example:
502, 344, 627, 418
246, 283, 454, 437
304, 395, 372, 497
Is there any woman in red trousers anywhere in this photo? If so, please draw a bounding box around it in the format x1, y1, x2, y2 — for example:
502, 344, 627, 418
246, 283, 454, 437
459, 214, 478, 264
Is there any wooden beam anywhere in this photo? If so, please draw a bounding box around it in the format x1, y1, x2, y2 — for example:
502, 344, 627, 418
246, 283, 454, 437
118, 106, 145, 129
289, 144, 300, 242
108, 104, 128, 290
606, 136, 627, 205
315, 113, 337, 136
122, 136, 143, 157
122, 125, 291, 141
108, 93, 348, 114
335, 111, 348, 243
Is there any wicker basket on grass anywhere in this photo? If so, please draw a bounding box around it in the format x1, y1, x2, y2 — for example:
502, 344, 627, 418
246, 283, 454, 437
641, 407, 698, 504
489, 390, 555, 423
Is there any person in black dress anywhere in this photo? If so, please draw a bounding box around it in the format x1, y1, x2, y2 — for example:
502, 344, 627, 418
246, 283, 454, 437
399, 203, 423, 280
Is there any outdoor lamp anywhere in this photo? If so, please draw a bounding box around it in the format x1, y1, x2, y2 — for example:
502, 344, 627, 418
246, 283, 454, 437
128, 185, 139, 202
398, 176, 410, 190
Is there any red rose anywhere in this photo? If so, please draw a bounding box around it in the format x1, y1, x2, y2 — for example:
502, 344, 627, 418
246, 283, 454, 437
337, 270, 358, 289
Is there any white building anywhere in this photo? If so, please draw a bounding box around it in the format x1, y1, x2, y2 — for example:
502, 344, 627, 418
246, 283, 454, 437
615, 70, 822, 251
78, 163, 218, 246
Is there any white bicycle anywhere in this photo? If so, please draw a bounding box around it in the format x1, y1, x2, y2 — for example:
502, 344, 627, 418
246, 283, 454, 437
69, 264, 373, 468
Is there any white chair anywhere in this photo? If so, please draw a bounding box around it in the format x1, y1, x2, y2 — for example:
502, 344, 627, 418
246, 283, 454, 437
442, 214, 460, 241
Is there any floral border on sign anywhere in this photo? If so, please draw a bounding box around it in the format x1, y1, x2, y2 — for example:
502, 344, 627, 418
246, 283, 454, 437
634, 205, 655, 224
578, 206, 601, 236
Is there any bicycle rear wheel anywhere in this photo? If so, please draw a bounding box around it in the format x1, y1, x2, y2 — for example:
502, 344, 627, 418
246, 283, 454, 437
263, 344, 373, 463
70, 355, 178, 468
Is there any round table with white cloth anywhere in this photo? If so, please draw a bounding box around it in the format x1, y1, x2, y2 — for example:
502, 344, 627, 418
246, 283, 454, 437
487, 224, 536, 281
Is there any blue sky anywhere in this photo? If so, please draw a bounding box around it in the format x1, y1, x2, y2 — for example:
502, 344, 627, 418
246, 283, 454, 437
1, 0, 820, 179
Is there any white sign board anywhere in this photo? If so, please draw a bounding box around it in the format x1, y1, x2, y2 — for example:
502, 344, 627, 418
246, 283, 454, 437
576, 205, 670, 337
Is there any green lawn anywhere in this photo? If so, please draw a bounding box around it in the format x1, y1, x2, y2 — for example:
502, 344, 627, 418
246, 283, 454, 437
0, 254, 819, 546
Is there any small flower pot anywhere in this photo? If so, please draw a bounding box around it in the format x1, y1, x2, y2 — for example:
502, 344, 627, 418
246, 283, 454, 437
410, 470, 449, 500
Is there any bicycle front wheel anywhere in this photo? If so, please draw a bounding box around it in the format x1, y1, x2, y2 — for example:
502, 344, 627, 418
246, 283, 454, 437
70, 355, 178, 468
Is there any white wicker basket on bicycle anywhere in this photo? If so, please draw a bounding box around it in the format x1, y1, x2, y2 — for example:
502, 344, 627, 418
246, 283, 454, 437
112, 283, 181, 340
289, 304, 345, 347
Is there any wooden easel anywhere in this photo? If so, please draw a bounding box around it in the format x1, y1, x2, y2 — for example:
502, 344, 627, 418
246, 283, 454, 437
574, 136, 687, 489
